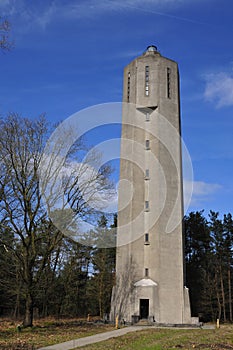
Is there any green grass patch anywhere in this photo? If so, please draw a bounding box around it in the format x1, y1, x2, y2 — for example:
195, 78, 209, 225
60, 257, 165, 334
76, 326, 233, 350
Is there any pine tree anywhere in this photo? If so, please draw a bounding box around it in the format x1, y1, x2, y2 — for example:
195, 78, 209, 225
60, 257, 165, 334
91, 215, 116, 318
184, 211, 212, 320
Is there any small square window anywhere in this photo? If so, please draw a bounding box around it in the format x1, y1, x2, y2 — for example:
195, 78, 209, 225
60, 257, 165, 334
145, 140, 150, 149
145, 268, 149, 277
145, 169, 149, 179
145, 201, 149, 211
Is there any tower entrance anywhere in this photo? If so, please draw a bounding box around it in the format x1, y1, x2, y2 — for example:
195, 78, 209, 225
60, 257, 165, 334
140, 299, 149, 319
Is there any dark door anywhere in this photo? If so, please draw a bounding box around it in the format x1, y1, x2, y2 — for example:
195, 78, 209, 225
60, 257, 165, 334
140, 299, 149, 319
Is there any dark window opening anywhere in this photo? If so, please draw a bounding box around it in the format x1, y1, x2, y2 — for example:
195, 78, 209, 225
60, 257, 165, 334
145, 233, 149, 243
145, 66, 149, 96
127, 72, 130, 102
145, 201, 149, 211
167, 67, 171, 99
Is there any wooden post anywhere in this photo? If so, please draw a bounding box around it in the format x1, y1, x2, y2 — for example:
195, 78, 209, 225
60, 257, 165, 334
115, 315, 119, 329
216, 318, 220, 328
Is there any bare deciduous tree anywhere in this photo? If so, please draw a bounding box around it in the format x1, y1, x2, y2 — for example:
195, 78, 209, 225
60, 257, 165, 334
110, 258, 136, 321
0, 17, 12, 51
0, 113, 113, 326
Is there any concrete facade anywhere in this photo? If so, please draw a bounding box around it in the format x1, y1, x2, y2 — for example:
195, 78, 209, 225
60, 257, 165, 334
110, 46, 193, 324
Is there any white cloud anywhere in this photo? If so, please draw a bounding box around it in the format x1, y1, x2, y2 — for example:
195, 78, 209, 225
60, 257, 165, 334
192, 181, 221, 196
40, 152, 117, 214
0, 0, 19, 16
0, 0, 12, 9
1, 0, 205, 31
184, 180, 221, 208
204, 72, 233, 108
55, 0, 205, 25
34, 2, 58, 30
0, 0, 10, 7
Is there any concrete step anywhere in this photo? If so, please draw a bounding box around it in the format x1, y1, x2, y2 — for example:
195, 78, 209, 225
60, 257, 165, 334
135, 319, 153, 326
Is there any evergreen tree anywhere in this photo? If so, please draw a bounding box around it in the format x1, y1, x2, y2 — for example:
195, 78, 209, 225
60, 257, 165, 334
223, 213, 233, 321
185, 211, 233, 322
0, 226, 17, 316
184, 211, 212, 320
209, 211, 227, 321
90, 214, 116, 318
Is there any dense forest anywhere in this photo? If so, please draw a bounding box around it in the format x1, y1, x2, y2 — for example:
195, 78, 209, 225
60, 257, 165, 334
0, 115, 233, 325
0, 212, 116, 322
185, 210, 233, 322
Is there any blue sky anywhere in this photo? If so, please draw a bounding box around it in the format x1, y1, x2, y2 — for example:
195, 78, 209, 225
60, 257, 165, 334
0, 0, 233, 218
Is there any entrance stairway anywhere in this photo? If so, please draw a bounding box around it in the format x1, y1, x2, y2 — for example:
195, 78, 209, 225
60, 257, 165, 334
135, 318, 154, 326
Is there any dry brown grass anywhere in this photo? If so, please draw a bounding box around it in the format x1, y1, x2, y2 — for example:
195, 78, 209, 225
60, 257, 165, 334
0, 317, 114, 349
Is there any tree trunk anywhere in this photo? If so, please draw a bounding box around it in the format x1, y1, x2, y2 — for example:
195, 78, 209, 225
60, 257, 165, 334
216, 289, 221, 321
23, 293, 33, 327
99, 275, 103, 318
228, 263, 232, 322
14, 291, 21, 320
220, 264, 226, 322
13, 268, 22, 319
215, 272, 222, 321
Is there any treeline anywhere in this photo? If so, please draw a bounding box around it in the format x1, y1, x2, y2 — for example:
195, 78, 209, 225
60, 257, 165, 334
2, 210, 232, 324
185, 210, 233, 322
0, 213, 116, 321
0, 115, 233, 325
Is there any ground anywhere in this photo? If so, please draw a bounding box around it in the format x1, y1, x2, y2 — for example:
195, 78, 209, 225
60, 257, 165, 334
0, 318, 114, 349
0, 318, 233, 350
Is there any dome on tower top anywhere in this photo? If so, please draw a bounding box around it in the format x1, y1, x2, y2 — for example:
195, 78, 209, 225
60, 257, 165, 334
143, 45, 159, 56
146, 45, 157, 52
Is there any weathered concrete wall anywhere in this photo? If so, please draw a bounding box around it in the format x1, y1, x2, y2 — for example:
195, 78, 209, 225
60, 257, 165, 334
111, 46, 192, 324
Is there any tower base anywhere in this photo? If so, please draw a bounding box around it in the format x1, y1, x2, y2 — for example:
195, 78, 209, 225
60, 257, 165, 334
110, 280, 198, 325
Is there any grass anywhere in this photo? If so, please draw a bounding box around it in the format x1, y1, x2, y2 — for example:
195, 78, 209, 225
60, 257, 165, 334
76, 325, 233, 350
0, 318, 114, 349
0, 318, 233, 350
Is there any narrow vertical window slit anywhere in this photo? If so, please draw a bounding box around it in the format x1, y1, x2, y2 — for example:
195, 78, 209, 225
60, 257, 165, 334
145, 233, 149, 243
145, 169, 149, 179
167, 67, 171, 99
127, 72, 130, 102
145, 201, 149, 211
145, 66, 149, 96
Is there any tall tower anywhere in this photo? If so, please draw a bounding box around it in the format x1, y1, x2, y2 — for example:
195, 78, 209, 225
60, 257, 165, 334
111, 46, 194, 324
